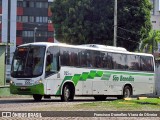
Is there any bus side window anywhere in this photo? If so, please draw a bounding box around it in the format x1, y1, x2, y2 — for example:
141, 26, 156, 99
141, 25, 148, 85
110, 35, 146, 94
52, 55, 58, 71
80, 51, 87, 67
140, 56, 153, 72
127, 55, 140, 71
46, 55, 52, 72
107, 53, 113, 69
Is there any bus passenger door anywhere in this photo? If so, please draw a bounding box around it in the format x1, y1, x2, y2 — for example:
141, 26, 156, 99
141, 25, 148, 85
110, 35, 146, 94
45, 73, 61, 95
45, 46, 61, 95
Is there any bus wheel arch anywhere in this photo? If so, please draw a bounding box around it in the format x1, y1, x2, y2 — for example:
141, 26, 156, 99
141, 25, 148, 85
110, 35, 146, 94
61, 82, 75, 102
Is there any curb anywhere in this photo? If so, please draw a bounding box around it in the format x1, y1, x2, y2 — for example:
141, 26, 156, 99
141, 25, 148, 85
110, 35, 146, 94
137, 97, 148, 100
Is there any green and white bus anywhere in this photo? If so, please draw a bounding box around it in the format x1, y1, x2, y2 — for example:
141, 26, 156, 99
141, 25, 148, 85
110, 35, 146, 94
10, 42, 155, 101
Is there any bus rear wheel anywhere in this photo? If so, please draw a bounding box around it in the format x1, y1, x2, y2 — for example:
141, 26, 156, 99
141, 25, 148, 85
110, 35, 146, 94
117, 86, 132, 99
61, 84, 74, 102
94, 95, 106, 101
123, 86, 132, 98
33, 94, 42, 101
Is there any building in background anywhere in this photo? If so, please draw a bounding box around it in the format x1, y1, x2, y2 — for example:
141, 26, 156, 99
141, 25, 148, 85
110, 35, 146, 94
0, 0, 54, 65
150, 0, 160, 30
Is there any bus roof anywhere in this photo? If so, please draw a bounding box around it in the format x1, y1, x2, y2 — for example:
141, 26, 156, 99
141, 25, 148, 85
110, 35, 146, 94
18, 42, 154, 57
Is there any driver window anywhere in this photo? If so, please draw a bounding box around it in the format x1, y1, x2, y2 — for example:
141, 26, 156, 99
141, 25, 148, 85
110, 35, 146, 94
45, 46, 60, 77
46, 55, 52, 72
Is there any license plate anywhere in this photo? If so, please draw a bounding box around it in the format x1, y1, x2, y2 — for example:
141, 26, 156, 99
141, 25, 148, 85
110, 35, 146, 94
21, 87, 26, 90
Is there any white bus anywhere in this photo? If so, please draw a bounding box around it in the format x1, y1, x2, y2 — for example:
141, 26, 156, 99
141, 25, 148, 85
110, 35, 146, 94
10, 42, 155, 101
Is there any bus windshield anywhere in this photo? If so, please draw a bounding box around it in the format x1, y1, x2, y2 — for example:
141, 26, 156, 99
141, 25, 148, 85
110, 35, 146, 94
11, 46, 46, 78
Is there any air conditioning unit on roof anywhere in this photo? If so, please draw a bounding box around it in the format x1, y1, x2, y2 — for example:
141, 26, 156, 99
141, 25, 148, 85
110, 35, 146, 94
79, 44, 127, 52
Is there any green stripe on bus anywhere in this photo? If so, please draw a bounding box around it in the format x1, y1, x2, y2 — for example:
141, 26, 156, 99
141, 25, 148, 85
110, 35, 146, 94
72, 74, 81, 86
96, 71, 103, 77
80, 72, 89, 81
88, 71, 96, 79
64, 76, 73, 80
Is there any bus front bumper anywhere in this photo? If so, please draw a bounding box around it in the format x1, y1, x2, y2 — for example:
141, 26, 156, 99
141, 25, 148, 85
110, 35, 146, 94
10, 83, 44, 95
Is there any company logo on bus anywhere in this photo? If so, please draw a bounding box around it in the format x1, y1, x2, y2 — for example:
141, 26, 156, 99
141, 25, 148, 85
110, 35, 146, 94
25, 81, 30, 84
113, 75, 134, 82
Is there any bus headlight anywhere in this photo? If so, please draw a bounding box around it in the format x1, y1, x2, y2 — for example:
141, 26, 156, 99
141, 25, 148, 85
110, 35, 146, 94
34, 79, 42, 84
10, 80, 15, 85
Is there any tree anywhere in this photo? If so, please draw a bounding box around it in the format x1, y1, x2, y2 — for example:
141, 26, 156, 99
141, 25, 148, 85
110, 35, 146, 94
140, 30, 160, 53
51, 0, 152, 51
117, 0, 152, 51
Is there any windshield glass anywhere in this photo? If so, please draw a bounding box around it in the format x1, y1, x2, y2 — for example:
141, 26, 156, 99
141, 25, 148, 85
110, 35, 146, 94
11, 45, 46, 78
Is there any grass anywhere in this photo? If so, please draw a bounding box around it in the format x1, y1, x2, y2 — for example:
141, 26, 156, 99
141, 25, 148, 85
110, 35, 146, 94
74, 98, 160, 111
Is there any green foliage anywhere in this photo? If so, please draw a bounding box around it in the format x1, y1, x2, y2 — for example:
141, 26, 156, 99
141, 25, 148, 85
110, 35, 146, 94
51, 0, 152, 51
140, 30, 160, 53
117, 0, 152, 51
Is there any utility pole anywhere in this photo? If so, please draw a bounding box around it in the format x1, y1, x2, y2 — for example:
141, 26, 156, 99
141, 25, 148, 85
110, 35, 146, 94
113, 0, 117, 47
7, 0, 11, 64
152, 30, 155, 54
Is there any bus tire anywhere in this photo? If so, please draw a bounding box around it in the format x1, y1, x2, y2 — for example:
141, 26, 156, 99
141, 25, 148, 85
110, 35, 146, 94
33, 94, 42, 101
61, 84, 73, 102
123, 85, 132, 98
94, 95, 106, 101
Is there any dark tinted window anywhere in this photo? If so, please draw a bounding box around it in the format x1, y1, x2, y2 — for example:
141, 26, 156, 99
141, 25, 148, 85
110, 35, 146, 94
86, 50, 93, 67
93, 51, 102, 68
101, 52, 108, 68
69, 48, 79, 66
107, 53, 114, 69
140, 56, 154, 72
127, 55, 140, 71
60, 47, 79, 67
60, 47, 70, 66
80, 50, 103, 68
112, 53, 127, 70
79, 50, 87, 67
60, 47, 154, 72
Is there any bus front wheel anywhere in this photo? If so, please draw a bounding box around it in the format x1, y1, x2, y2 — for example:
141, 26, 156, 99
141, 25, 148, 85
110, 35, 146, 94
61, 84, 74, 102
33, 94, 42, 101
